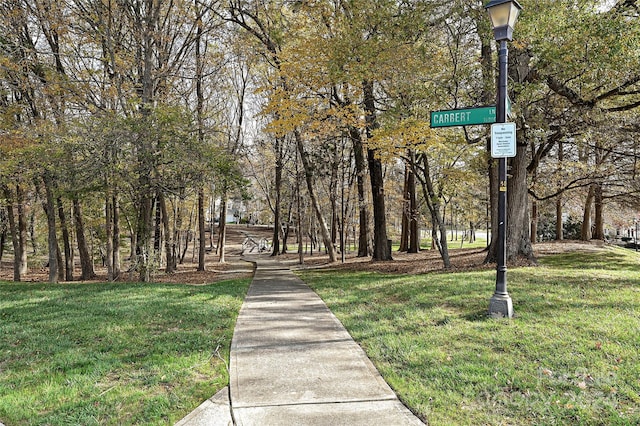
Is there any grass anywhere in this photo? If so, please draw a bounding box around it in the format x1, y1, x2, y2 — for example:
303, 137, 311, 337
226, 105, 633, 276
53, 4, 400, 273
388, 236, 489, 252
429, 235, 489, 251
0, 278, 250, 425
298, 246, 640, 425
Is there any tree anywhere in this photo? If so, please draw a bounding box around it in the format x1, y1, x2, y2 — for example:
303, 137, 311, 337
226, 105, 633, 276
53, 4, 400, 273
224, 0, 339, 262
477, 0, 640, 261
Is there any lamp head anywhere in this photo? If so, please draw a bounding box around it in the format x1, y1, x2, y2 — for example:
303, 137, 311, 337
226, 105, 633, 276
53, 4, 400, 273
485, 0, 523, 41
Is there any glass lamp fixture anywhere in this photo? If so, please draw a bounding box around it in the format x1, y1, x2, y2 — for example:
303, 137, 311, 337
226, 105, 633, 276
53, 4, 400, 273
485, 0, 523, 41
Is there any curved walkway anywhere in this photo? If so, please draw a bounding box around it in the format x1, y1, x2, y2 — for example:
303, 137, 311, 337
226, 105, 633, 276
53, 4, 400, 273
177, 255, 424, 426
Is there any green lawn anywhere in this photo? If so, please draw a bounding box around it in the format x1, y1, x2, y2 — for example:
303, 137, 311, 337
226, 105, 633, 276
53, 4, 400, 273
299, 246, 640, 425
0, 279, 250, 425
388, 235, 489, 252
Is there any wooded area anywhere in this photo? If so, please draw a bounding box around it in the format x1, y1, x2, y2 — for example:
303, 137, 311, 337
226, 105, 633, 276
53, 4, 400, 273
0, 0, 639, 282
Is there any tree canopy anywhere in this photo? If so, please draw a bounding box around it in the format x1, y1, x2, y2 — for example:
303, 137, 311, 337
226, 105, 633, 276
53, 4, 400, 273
0, 0, 638, 280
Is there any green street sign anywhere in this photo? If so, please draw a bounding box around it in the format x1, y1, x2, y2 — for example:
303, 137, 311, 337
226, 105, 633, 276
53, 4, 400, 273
430, 106, 496, 128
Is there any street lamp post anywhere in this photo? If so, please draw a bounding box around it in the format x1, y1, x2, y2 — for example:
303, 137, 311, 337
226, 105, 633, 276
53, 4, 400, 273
485, 0, 522, 318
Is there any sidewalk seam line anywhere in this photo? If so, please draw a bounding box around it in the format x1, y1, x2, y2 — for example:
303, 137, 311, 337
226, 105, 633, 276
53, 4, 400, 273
232, 396, 399, 410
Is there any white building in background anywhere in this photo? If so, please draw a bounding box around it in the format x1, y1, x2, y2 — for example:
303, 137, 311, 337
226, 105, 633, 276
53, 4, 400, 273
208, 195, 267, 227
225, 199, 246, 224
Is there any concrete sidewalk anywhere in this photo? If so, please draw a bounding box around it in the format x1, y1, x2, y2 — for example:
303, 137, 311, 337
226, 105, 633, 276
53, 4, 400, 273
177, 256, 424, 426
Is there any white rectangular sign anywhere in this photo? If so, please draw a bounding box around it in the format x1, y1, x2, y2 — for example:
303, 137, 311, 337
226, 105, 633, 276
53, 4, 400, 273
491, 122, 516, 158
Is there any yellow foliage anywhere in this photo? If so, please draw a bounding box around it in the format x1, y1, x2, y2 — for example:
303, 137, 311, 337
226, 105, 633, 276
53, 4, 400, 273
0, 133, 34, 153
369, 118, 445, 160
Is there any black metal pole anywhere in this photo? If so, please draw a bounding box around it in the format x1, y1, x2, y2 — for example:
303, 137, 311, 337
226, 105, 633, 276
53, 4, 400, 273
489, 40, 514, 318
496, 40, 508, 294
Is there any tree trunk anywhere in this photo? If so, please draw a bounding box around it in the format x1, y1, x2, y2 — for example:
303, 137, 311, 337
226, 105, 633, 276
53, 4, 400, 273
271, 137, 284, 256
160, 194, 174, 273
180, 207, 193, 264
281, 201, 292, 255
399, 163, 410, 252
363, 80, 391, 261
485, 44, 537, 264
136, 193, 153, 282
174, 192, 184, 266
73, 198, 96, 280
367, 150, 391, 261
154, 196, 162, 256
555, 141, 564, 240
136, 5, 157, 281
4, 186, 21, 281
309, 212, 315, 255
281, 221, 290, 254
348, 126, 371, 257
218, 198, 227, 263
592, 137, 607, 240
408, 150, 419, 254
506, 140, 535, 262
470, 221, 476, 243
555, 195, 563, 240
112, 195, 121, 278
29, 210, 37, 255
530, 199, 538, 244
330, 142, 339, 249
130, 231, 137, 263
296, 160, 304, 265
485, 136, 534, 263
593, 182, 605, 240
0, 222, 5, 266
581, 185, 595, 241
16, 184, 28, 276
42, 175, 58, 283
195, 1, 206, 272
134, 0, 158, 282
56, 197, 73, 281
105, 195, 114, 281
56, 240, 64, 282
294, 130, 338, 262
416, 154, 451, 269
197, 187, 206, 271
